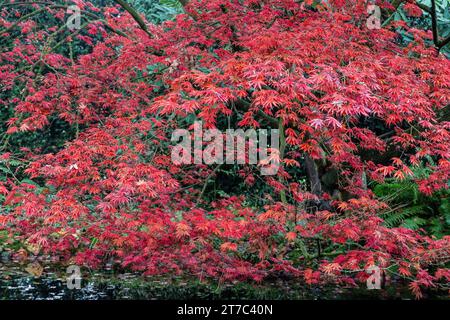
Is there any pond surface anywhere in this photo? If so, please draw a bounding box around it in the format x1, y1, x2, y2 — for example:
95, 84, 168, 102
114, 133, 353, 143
0, 258, 444, 300
0, 261, 127, 300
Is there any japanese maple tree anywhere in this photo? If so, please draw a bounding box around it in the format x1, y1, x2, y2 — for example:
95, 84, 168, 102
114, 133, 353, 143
0, 0, 449, 298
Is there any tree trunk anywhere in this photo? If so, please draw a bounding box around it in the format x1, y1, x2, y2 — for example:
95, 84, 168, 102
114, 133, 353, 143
304, 154, 322, 196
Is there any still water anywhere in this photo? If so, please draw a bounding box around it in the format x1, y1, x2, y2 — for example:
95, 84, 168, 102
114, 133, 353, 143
0, 259, 444, 300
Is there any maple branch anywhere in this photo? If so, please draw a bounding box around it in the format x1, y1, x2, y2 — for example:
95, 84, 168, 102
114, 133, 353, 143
389, 0, 449, 50
430, 0, 450, 49
75, 9, 130, 38
437, 35, 450, 48
430, 0, 440, 47
0, 3, 128, 39
196, 164, 222, 206
233, 98, 288, 203
389, 0, 432, 13
392, 0, 432, 13
234, 97, 325, 202
415, 2, 432, 14
255, 110, 278, 127
0, 1, 54, 6
49, 20, 100, 53
0, 4, 59, 36
391, 0, 402, 9
234, 98, 278, 127
112, 0, 152, 37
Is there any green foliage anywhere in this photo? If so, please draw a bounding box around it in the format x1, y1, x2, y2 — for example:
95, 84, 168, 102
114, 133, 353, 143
128, 0, 183, 24
390, 0, 450, 56
374, 166, 450, 237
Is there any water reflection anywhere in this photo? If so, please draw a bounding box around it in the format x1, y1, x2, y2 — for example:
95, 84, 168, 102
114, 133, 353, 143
0, 260, 441, 300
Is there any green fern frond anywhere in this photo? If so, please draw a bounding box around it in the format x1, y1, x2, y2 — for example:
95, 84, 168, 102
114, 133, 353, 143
382, 205, 429, 228
375, 162, 449, 237
401, 217, 427, 230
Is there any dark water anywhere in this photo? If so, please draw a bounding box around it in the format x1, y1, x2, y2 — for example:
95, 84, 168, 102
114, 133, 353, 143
0, 260, 446, 300
0, 262, 126, 300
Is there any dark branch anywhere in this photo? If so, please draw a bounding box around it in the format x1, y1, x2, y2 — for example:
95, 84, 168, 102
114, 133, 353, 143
386, 1, 448, 50
430, 0, 450, 49
112, 0, 152, 37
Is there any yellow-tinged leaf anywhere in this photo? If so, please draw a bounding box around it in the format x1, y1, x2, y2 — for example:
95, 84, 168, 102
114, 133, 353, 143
25, 262, 43, 277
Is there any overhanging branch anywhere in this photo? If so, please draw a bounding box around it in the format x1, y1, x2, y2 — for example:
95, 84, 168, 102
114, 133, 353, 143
112, 0, 152, 37
430, 0, 450, 49
385, 1, 449, 50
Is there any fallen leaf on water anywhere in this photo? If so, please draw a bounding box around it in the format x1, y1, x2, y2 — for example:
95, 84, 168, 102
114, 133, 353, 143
25, 262, 43, 277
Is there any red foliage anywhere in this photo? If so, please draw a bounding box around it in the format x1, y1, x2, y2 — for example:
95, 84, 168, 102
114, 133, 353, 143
1, 0, 449, 297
